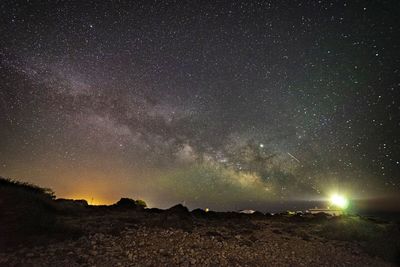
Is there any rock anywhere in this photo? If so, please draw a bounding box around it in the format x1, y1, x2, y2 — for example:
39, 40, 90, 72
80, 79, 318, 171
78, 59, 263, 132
145, 208, 163, 213
205, 231, 223, 237
272, 229, 282, 234
127, 252, 134, 261
191, 208, 207, 218
248, 235, 258, 242
251, 211, 265, 218
165, 204, 190, 217
0, 205, 392, 267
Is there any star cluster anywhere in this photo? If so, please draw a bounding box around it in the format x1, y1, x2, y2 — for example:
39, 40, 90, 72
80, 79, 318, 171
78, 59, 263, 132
0, 0, 399, 209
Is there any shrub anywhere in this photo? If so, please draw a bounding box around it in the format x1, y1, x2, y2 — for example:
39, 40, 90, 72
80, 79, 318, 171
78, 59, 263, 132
135, 199, 147, 208
0, 176, 55, 199
0, 177, 82, 250
114, 198, 147, 209
318, 216, 400, 264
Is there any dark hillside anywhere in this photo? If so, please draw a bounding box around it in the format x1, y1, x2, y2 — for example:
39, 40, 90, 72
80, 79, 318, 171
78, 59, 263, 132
0, 177, 80, 249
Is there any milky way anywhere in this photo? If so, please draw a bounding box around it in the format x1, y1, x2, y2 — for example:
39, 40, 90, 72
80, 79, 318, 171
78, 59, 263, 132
0, 1, 399, 210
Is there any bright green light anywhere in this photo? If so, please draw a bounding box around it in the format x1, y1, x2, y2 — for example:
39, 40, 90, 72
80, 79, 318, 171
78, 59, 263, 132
330, 194, 349, 209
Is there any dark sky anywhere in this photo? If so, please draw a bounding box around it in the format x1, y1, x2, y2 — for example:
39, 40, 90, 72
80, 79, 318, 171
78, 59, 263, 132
0, 0, 399, 210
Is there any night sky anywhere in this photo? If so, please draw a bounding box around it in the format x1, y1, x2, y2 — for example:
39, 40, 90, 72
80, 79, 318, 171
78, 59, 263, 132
1, 0, 399, 210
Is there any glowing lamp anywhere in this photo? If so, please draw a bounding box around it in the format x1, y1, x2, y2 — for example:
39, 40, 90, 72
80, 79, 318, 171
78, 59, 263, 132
330, 194, 349, 209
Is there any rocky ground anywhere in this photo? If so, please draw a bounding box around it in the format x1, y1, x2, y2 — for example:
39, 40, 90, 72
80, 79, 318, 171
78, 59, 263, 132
0, 209, 395, 267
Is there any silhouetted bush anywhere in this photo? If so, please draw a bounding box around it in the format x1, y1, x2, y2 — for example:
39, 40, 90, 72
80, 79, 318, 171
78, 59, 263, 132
0, 177, 82, 250
113, 198, 147, 210
135, 199, 147, 208
115, 198, 137, 207
56, 198, 88, 206
0, 176, 55, 199
318, 216, 400, 264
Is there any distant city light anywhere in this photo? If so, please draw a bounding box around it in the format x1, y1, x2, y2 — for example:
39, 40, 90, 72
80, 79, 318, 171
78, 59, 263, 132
330, 194, 349, 209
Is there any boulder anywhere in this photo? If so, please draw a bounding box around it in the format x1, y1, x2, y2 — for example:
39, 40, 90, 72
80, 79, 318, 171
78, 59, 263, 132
165, 204, 190, 217
191, 208, 207, 218
145, 208, 163, 214
251, 211, 265, 218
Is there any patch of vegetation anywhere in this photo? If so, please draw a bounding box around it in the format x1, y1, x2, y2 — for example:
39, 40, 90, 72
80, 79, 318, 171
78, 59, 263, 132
0, 177, 55, 199
114, 197, 147, 209
135, 199, 147, 208
318, 216, 400, 264
0, 176, 82, 250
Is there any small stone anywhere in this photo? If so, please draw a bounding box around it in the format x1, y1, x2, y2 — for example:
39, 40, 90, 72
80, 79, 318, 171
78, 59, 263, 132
127, 252, 133, 260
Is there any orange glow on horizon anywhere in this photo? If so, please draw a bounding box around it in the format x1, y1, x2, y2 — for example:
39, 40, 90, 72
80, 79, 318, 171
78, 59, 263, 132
62, 194, 113, 205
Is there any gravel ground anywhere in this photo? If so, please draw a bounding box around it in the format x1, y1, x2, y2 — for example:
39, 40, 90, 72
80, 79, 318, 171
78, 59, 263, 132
0, 219, 393, 267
